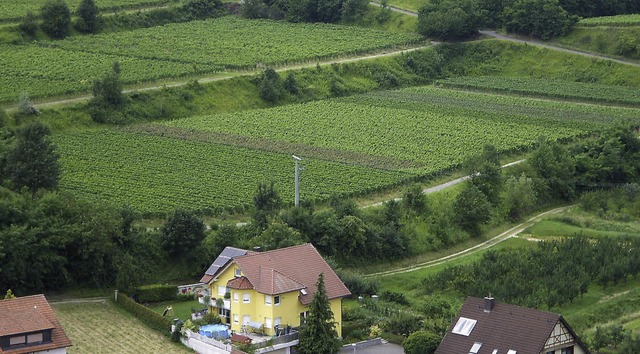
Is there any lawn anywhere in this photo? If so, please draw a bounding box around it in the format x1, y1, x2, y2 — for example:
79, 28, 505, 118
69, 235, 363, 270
52, 300, 193, 353
149, 299, 203, 322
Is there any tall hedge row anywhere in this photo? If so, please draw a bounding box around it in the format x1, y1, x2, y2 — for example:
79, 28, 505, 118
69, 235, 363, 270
113, 292, 173, 335
135, 284, 177, 303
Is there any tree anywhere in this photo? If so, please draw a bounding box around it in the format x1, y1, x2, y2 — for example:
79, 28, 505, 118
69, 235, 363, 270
466, 144, 502, 206
259, 68, 284, 103
417, 0, 480, 40
40, 0, 71, 39
161, 209, 206, 258
529, 137, 575, 201
19, 11, 39, 36
502, 173, 536, 221
92, 62, 124, 107
403, 184, 428, 216
5, 122, 60, 194
503, 0, 578, 40
182, 0, 223, 20
254, 221, 305, 250
341, 0, 369, 22
4, 289, 16, 299
298, 273, 341, 354
252, 182, 282, 231
76, 0, 101, 33
402, 330, 440, 354
452, 184, 492, 236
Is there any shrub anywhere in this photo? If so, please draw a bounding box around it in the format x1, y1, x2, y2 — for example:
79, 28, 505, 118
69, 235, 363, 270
113, 293, 172, 334
135, 284, 178, 303
19, 12, 39, 36
402, 330, 440, 354
381, 291, 409, 306
336, 270, 379, 296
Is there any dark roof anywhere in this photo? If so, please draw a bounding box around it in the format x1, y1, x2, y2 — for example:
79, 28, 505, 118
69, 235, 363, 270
232, 243, 350, 305
436, 297, 590, 354
0, 294, 72, 354
200, 246, 249, 283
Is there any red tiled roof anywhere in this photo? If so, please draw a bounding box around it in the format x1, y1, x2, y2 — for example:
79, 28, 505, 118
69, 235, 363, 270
0, 294, 72, 354
435, 297, 590, 354
232, 243, 350, 305
227, 276, 254, 290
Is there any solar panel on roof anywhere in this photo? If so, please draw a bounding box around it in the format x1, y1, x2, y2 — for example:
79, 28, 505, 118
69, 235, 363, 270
204, 247, 248, 275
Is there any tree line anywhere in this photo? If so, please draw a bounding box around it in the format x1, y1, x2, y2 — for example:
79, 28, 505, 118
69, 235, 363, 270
418, 0, 640, 40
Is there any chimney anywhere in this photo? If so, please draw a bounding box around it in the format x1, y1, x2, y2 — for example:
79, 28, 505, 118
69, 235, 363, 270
484, 295, 495, 313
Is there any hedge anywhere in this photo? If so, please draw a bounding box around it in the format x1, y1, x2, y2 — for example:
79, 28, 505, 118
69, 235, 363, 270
113, 292, 173, 335
135, 284, 177, 303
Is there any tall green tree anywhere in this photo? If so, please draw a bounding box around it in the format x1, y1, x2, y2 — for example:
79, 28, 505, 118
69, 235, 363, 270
503, 0, 578, 40
5, 122, 60, 194
76, 0, 101, 33
298, 273, 341, 354
161, 209, 206, 258
41, 0, 71, 39
466, 144, 502, 206
182, 0, 223, 20
452, 184, 492, 236
253, 182, 282, 231
417, 0, 480, 40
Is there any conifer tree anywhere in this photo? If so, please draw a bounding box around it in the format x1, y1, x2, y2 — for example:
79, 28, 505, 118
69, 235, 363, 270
298, 273, 341, 354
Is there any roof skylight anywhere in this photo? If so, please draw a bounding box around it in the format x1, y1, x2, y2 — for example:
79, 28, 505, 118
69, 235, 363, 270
470, 342, 482, 353
452, 317, 477, 336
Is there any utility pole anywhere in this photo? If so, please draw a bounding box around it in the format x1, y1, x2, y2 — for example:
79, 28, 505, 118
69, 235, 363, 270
292, 155, 302, 207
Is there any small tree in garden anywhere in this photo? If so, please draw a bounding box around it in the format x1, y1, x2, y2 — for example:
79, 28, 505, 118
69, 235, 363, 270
298, 273, 341, 354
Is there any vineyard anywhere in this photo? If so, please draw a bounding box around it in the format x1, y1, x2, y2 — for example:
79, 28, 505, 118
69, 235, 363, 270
0, 17, 420, 103
437, 76, 640, 106
578, 14, 640, 27
50, 17, 422, 68
0, 0, 176, 22
54, 86, 640, 214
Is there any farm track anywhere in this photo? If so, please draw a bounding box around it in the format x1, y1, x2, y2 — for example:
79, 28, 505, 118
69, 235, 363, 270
364, 205, 573, 277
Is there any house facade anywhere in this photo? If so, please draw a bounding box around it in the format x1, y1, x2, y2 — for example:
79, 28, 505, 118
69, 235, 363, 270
436, 296, 590, 354
200, 243, 350, 337
0, 294, 72, 354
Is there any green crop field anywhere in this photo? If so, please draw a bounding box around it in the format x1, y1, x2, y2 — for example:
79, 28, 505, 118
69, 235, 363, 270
52, 300, 192, 354
51, 17, 422, 68
578, 14, 640, 27
0, 17, 420, 104
54, 86, 640, 215
0, 0, 176, 22
438, 76, 640, 106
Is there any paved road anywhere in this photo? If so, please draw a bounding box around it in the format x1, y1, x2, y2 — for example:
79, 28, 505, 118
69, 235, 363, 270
341, 342, 404, 354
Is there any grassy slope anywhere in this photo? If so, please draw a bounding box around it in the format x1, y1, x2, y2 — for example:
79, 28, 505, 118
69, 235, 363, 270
552, 26, 640, 62
52, 300, 192, 354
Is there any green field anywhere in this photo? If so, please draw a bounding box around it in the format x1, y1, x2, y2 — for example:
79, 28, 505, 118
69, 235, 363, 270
53, 86, 640, 215
0, 17, 420, 104
0, 0, 176, 22
552, 26, 640, 61
438, 76, 640, 106
578, 14, 640, 27
52, 300, 192, 354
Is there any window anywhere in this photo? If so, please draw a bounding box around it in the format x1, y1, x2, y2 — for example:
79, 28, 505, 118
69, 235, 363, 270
561, 347, 574, 354
265, 295, 272, 306
218, 286, 227, 296
243, 315, 251, 325
275, 317, 282, 327
470, 342, 482, 354
233, 314, 239, 324
27, 333, 43, 343
9, 336, 26, 346
235, 268, 241, 277
452, 317, 477, 336
233, 293, 238, 303
274, 295, 281, 306
243, 293, 250, 303
300, 310, 309, 324
265, 317, 272, 328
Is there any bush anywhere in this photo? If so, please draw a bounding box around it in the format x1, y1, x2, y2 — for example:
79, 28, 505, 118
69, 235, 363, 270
417, 0, 480, 40
135, 284, 178, 303
75, 0, 101, 33
381, 291, 409, 306
384, 312, 423, 337
336, 270, 379, 296
113, 293, 172, 334
182, 0, 223, 20
503, 0, 578, 40
19, 12, 39, 36
402, 330, 440, 354
40, 0, 71, 39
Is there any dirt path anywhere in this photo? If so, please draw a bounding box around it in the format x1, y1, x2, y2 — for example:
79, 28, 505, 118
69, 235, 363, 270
48, 297, 108, 305
364, 205, 572, 277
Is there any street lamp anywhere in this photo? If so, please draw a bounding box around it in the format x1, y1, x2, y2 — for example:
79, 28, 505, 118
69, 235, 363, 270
292, 155, 302, 207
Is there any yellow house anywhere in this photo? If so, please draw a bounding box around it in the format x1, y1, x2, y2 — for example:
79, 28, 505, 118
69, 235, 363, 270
200, 243, 351, 337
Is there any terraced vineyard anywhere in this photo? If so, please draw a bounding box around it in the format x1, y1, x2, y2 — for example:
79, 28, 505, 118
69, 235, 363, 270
0, 17, 420, 103
437, 76, 640, 106
0, 0, 176, 22
578, 14, 640, 27
51, 17, 422, 68
55, 86, 640, 215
